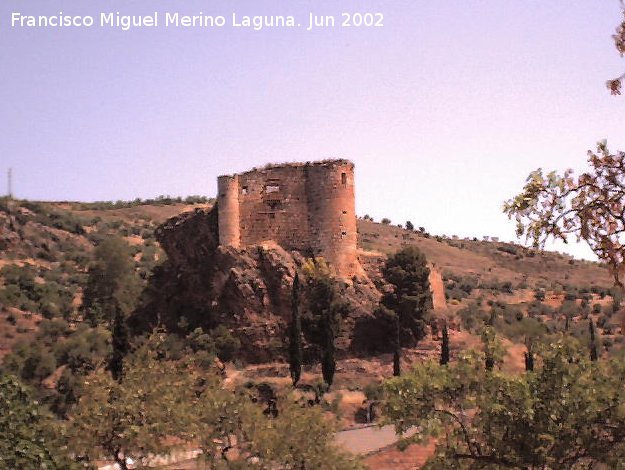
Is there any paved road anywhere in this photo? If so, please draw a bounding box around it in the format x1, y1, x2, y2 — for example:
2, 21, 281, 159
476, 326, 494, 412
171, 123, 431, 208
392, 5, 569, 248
335, 424, 413, 455
98, 425, 405, 469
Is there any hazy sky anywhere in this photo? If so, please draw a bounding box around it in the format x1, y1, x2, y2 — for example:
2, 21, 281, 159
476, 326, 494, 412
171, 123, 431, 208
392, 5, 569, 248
1, 1, 624, 259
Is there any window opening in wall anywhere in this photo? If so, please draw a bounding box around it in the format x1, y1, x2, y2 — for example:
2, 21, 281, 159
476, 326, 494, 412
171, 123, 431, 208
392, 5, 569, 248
269, 213, 276, 219
341, 173, 347, 185
341, 231, 347, 238
242, 186, 248, 195
342, 210, 347, 214
265, 184, 280, 193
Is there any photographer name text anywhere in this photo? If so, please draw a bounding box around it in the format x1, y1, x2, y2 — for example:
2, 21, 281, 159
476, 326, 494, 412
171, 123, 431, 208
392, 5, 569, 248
10, 11, 385, 31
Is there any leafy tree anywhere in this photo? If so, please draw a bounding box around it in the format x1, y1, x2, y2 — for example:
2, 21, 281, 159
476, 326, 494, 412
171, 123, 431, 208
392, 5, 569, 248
66, 333, 199, 470
382, 338, 625, 469
67, 325, 361, 470
405, 220, 414, 231
0, 374, 78, 469
198, 387, 363, 470
289, 273, 303, 386
381, 217, 391, 225
81, 237, 141, 326
3, 341, 57, 386
381, 247, 433, 376
504, 141, 625, 287
211, 324, 241, 362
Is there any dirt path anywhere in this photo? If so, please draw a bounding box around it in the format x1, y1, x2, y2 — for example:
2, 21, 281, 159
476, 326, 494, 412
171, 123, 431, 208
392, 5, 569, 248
429, 266, 447, 310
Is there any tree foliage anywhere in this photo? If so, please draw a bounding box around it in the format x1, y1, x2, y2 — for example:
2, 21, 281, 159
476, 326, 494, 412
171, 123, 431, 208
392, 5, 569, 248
81, 237, 141, 326
504, 141, 625, 286
382, 338, 625, 469
381, 247, 433, 375
382, 247, 432, 344
66, 328, 361, 469
0, 374, 78, 469
66, 333, 200, 470
198, 388, 363, 470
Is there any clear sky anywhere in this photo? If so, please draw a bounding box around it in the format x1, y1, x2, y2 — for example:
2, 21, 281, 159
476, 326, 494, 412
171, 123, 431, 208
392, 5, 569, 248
1, 1, 624, 259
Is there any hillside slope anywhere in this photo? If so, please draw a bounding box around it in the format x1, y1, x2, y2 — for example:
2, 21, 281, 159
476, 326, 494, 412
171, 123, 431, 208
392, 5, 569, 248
0, 198, 615, 359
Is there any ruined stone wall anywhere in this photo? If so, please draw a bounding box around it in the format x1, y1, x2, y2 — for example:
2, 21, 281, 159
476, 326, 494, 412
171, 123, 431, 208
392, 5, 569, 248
237, 165, 311, 252
216, 160, 360, 278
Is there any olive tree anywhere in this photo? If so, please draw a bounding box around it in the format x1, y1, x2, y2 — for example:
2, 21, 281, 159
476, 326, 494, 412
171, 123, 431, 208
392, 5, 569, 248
382, 337, 625, 469
504, 141, 625, 287
66, 333, 200, 470
0, 374, 78, 469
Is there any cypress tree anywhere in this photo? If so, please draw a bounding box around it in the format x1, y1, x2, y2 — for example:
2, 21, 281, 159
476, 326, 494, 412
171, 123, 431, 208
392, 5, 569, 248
302, 258, 345, 390
484, 312, 495, 371
524, 344, 534, 372
321, 306, 336, 388
393, 313, 401, 376
109, 303, 130, 382
440, 322, 450, 366
289, 274, 303, 387
589, 318, 598, 362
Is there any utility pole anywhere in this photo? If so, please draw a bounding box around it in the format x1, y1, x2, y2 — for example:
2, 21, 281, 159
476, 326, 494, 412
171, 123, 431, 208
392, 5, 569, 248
7, 168, 12, 199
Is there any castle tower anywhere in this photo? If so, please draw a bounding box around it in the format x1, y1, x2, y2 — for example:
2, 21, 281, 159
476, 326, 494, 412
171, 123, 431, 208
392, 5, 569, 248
306, 161, 360, 278
216, 159, 361, 279
217, 174, 241, 248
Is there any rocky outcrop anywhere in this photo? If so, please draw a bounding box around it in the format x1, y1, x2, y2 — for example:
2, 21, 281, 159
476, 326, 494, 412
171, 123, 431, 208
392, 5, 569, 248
131, 208, 386, 363
154, 206, 219, 266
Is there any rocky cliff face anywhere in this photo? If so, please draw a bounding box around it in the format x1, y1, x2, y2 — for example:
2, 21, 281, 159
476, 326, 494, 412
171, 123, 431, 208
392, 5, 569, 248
130, 207, 388, 363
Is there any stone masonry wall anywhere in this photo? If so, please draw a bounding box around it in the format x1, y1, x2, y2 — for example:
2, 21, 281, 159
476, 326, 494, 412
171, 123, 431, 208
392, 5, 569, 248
216, 160, 360, 278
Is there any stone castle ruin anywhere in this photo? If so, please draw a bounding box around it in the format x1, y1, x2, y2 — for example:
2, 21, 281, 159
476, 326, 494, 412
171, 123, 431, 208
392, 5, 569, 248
141, 158, 442, 360
216, 159, 361, 279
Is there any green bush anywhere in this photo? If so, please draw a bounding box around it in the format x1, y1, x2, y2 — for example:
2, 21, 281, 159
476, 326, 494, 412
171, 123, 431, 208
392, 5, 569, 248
458, 302, 489, 332
212, 325, 241, 362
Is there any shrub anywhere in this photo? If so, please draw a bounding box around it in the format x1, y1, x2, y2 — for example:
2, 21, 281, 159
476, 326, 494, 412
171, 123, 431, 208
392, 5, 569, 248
211, 325, 241, 362
457, 303, 489, 332
496, 245, 518, 255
